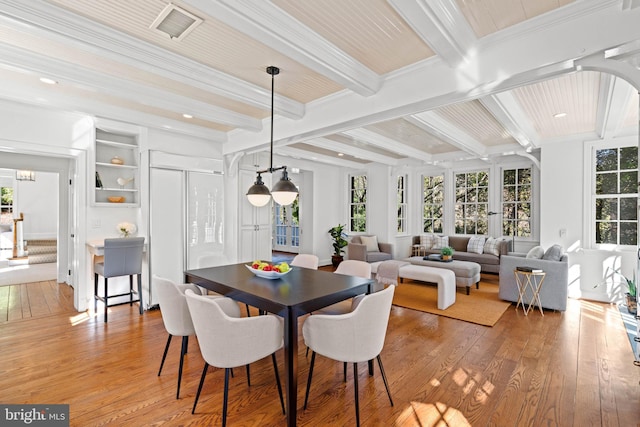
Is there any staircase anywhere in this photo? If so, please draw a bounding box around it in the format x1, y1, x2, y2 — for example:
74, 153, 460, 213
26, 239, 57, 265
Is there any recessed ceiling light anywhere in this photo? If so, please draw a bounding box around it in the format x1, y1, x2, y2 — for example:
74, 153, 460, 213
338, 153, 344, 157
553, 112, 567, 118
182, 113, 193, 119
39, 77, 58, 85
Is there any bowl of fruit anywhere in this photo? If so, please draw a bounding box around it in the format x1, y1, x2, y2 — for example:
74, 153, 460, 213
246, 261, 291, 279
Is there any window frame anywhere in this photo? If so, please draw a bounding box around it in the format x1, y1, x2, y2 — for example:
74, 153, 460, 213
348, 173, 367, 234
501, 166, 533, 239
588, 140, 638, 249
454, 169, 489, 236
396, 174, 408, 235
422, 173, 444, 234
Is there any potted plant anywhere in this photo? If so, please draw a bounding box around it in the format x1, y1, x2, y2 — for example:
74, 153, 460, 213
328, 224, 348, 267
623, 273, 637, 315
440, 246, 454, 261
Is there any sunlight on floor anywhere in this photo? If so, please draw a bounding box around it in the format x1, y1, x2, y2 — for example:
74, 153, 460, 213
400, 401, 471, 426
69, 312, 91, 326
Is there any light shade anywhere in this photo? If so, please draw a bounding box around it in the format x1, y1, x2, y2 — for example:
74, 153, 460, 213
271, 170, 298, 206
246, 174, 271, 207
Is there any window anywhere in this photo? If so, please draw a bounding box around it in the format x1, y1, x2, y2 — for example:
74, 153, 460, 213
502, 167, 532, 238
396, 175, 407, 234
422, 174, 444, 233
594, 146, 638, 246
349, 174, 367, 232
455, 171, 488, 235
0, 185, 13, 226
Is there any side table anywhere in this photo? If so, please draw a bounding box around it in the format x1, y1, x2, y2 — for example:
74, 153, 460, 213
514, 268, 546, 316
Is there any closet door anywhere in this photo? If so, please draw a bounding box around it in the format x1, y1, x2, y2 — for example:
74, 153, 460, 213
149, 167, 184, 306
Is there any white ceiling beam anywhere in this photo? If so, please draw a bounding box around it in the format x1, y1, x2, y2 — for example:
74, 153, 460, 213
0, 0, 305, 120
405, 112, 486, 157
342, 128, 432, 163
278, 146, 366, 169
387, 0, 476, 67
0, 43, 262, 131
480, 93, 540, 148
595, 74, 636, 138
185, 0, 381, 96
311, 138, 399, 166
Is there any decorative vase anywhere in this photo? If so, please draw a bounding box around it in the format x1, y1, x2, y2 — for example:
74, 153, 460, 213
110, 156, 124, 165
442, 255, 452, 261
331, 255, 343, 268
626, 293, 637, 315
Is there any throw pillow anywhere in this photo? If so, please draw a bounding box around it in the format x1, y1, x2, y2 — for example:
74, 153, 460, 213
543, 244, 563, 261
419, 234, 435, 249
467, 236, 486, 254
431, 235, 449, 250
483, 237, 501, 256
359, 235, 379, 252
526, 246, 544, 259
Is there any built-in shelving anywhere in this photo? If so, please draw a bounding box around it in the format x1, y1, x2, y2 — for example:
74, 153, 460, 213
93, 129, 139, 207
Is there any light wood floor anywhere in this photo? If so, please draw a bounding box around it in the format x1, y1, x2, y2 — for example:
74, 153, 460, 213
0, 274, 638, 426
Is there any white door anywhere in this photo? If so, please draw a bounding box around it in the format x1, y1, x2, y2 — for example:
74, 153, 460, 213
273, 198, 299, 253
239, 169, 272, 262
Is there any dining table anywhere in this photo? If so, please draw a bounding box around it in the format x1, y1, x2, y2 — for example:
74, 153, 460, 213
184, 262, 373, 427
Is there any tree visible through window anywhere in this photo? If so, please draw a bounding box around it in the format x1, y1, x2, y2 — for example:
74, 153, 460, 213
397, 175, 407, 234
595, 146, 638, 245
349, 174, 367, 232
502, 167, 532, 238
422, 175, 443, 233
455, 171, 488, 235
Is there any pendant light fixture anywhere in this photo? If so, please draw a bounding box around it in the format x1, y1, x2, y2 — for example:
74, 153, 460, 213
246, 66, 298, 207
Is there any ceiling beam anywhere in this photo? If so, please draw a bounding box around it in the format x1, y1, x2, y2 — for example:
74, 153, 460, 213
311, 137, 399, 166
185, 0, 381, 96
405, 112, 486, 157
277, 146, 366, 169
388, 0, 476, 67
595, 74, 636, 138
480, 92, 540, 148
342, 128, 432, 163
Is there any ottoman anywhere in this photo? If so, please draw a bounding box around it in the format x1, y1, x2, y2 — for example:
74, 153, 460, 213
404, 256, 481, 294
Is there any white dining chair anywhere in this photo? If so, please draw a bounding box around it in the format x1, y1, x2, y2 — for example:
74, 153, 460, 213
94, 237, 145, 322
185, 290, 285, 426
154, 276, 221, 399
316, 260, 372, 315
302, 285, 395, 427
290, 254, 319, 269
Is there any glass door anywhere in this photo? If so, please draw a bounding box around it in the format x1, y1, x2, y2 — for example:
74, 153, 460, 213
273, 198, 299, 253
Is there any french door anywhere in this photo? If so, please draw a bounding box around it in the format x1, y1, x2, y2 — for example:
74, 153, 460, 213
273, 198, 299, 253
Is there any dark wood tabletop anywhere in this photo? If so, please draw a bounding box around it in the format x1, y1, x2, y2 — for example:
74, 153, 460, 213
185, 262, 373, 427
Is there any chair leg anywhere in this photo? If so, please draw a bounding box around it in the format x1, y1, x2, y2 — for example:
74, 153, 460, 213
103, 277, 108, 322
271, 353, 285, 415
129, 274, 134, 306
222, 368, 231, 427
177, 336, 188, 399
245, 364, 251, 387
192, 362, 209, 414
368, 359, 374, 376
94, 273, 98, 315
138, 274, 144, 314
303, 351, 316, 410
353, 362, 360, 427
377, 355, 394, 406
158, 334, 172, 376
245, 304, 251, 317
343, 362, 347, 382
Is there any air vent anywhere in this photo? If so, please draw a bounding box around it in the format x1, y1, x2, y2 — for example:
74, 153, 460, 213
150, 3, 202, 41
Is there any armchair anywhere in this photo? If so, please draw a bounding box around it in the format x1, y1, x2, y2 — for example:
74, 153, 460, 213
347, 235, 393, 263
499, 252, 569, 311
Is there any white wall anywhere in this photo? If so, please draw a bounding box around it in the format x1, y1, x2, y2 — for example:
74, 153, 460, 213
15, 171, 58, 239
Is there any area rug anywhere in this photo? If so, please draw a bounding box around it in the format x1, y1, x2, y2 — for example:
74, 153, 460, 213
392, 281, 511, 326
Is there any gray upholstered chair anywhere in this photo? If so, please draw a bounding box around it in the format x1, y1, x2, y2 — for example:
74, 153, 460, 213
302, 285, 395, 427
94, 237, 145, 322
185, 290, 285, 426
155, 276, 221, 399
347, 235, 393, 263
498, 249, 569, 311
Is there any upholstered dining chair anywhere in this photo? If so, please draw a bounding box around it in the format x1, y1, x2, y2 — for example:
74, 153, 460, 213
316, 260, 371, 315
94, 237, 145, 322
290, 253, 319, 270
155, 276, 222, 399
302, 285, 395, 427
185, 290, 285, 426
